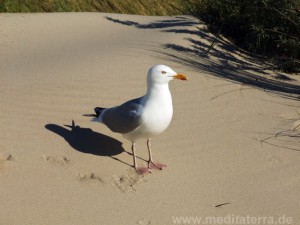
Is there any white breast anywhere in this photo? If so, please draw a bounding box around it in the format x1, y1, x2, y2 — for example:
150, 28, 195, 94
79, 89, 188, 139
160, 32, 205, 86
123, 84, 173, 142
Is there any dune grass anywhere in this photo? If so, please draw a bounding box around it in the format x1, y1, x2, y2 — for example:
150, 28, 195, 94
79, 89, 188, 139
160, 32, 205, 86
0, 0, 183, 15
181, 0, 300, 73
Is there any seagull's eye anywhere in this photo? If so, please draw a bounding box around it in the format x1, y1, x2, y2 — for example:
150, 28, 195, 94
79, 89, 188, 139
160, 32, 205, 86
161, 71, 167, 74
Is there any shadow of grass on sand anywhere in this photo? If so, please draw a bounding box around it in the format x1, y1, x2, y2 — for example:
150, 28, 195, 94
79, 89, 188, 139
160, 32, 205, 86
106, 16, 300, 100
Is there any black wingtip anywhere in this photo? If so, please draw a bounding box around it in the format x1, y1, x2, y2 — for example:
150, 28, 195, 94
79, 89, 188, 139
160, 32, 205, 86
83, 114, 97, 117
83, 107, 105, 118
94, 107, 105, 117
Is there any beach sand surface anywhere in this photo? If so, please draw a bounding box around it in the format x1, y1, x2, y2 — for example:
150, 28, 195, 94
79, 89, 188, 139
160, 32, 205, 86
1, 13, 299, 225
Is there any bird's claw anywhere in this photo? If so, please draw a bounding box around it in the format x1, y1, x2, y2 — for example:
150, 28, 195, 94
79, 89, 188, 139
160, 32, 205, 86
134, 162, 166, 175
136, 167, 150, 175
148, 161, 167, 170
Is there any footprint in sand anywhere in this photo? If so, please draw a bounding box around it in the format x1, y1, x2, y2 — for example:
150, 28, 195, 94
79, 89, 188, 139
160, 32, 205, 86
0, 152, 13, 169
77, 172, 104, 183
42, 155, 70, 165
137, 219, 151, 225
0, 152, 13, 161
112, 169, 146, 193
259, 150, 282, 164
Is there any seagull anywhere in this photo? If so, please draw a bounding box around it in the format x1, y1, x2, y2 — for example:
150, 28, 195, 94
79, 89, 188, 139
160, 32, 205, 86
87, 65, 187, 174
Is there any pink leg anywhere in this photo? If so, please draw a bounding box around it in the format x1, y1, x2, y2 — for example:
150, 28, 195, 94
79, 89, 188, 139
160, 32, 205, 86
132, 142, 149, 175
147, 138, 166, 171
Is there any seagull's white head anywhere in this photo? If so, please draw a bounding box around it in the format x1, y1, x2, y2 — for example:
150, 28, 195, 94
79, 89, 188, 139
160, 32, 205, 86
147, 65, 187, 85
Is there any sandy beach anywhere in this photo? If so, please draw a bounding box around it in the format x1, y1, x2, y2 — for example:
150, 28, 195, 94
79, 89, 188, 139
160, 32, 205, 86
1, 13, 300, 225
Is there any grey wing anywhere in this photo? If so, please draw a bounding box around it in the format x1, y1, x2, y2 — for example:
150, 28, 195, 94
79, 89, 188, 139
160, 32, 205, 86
101, 97, 144, 133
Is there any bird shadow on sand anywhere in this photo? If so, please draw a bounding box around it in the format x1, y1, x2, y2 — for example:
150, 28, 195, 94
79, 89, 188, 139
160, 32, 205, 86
45, 121, 136, 167
45, 121, 148, 168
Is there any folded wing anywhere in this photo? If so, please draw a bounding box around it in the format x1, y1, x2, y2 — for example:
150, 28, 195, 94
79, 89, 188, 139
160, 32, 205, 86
102, 97, 144, 133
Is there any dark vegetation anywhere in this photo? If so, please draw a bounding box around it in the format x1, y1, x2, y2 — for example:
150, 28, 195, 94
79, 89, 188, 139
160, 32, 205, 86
181, 0, 300, 73
0, 0, 182, 15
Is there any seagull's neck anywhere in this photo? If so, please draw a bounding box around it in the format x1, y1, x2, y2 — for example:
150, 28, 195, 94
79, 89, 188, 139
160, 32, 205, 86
144, 83, 172, 103
140, 82, 173, 134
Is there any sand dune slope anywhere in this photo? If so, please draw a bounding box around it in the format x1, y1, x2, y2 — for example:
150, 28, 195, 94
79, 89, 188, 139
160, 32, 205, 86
0, 13, 299, 225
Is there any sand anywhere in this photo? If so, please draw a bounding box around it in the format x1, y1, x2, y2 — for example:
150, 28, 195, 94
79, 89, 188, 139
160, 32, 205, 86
0, 13, 299, 225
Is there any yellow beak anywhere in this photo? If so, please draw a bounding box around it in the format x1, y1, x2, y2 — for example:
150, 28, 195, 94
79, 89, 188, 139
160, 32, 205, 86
173, 74, 188, 80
